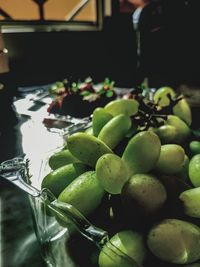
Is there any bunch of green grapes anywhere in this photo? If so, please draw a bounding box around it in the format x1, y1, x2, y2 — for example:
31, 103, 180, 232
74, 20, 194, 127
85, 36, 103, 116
42, 87, 200, 267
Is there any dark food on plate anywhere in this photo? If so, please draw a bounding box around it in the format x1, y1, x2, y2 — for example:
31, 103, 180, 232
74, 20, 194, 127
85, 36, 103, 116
47, 77, 117, 118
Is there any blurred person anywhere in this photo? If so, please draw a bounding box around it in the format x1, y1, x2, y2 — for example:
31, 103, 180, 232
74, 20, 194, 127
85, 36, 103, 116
119, 0, 150, 13
127, 0, 150, 8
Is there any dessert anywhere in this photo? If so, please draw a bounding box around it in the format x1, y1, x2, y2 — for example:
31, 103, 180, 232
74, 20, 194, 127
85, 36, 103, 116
47, 77, 117, 118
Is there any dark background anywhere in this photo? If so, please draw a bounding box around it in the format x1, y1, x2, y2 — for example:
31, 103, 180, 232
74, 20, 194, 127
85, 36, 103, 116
2, 0, 200, 92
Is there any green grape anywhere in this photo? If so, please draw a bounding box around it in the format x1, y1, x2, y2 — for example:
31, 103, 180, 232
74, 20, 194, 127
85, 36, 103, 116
156, 124, 178, 144
173, 98, 192, 126
122, 131, 161, 176
85, 127, 93, 135
92, 107, 113, 137
147, 219, 200, 264
180, 187, 200, 218
58, 171, 105, 216
42, 163, 87, 197
153, 86, 176, 107
98, 114, 131, 149
155, 144, 185, 174
49, 149, 80, 170
189, 154, 200, 187
99, 230, 146, 267
96, 154, 129, 194
190, 141, 200, 156
121, 174, 167, 217
104, 99, 139, 116
165, 115, 191, 144
67, 132, 113, 167
177, 154, 190, 181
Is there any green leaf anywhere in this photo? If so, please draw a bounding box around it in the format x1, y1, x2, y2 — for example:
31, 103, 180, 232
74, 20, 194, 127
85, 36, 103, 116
71, 82, 78, 92
110, 81, 115, 88
83, 93, 99, 102
142, 88, 150, 97
56, 81, 64, 88
98, 89, 105, 95
104, 77, 110, 84
106, 90, 114, 98
49, 84, 57, 93
85, 76, 93, 83
80, 90, 91, 96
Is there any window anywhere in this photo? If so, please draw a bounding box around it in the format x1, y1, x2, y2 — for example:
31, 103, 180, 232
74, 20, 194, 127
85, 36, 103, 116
0, 0, 103, 32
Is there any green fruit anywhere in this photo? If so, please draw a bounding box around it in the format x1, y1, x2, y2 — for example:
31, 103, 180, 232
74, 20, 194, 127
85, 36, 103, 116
147, 219, 200, 264
177, 154, 190, 181
85, 127, 93, 135
96, 154, 129, 194
58, 171, 105, 216
122, 131, 161, 176
156, 125, 178, 144
49, 149, 80, 170
153, 86, 176, 107
67, 132, 113, 167
189, 154, 200, 187
155, 144, 185, 174
173, 98, 192, 126
104, 99, 139, 117
99, 230, 146, 267
166, 115, 191, 144
98, 114, 132, 149
92, 107, 113, 137
148, 127, 158, 134
190, 141, 200, 156
121, 174, 167, 216
42, 163, 87, 197
180, 187, 200, 218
